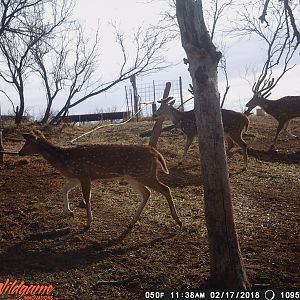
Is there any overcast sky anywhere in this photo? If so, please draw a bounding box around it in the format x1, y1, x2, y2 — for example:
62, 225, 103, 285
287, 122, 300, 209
1, 0, 299, 116
72, 0, 300, 113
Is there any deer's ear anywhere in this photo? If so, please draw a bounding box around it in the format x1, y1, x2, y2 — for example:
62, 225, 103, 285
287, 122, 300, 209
157, 96, 174, 104
165, 96, 174, 101
22, 133, 37, 141
169, 99, 176, 106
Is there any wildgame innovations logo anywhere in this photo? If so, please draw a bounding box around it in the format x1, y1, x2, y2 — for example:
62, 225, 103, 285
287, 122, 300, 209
0, 278, 58, 300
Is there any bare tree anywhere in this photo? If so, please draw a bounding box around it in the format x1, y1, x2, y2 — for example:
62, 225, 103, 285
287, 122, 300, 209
156, 0, 233, 106
155, 0, 233, 41
30, 22, 98, 123
205, 0, 233, 41
260, 0, 300, 48
0, 0, 45, 36
49, 24, 172, 124
232, 1, 297, 111
176, 0, 249, 288
0, 31, 34, 124
0, 0, 74, 124
30, 35, 67, 123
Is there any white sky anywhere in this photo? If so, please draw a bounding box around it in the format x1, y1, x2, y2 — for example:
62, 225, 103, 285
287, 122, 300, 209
1, 0, 300, 116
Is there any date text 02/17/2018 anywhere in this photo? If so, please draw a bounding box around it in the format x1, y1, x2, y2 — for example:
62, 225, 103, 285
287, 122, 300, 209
144, 290, 300, 300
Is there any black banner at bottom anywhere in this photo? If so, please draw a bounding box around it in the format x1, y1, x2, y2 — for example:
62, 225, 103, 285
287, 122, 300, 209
144, 290, 300, 300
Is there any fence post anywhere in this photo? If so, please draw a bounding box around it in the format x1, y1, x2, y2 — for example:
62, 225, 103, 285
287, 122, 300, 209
152, 80, 156, 118
125, 86, 130, 118
130, 74, 139, 121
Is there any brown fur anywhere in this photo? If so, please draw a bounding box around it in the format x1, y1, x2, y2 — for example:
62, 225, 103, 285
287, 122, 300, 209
19, 132, 181, 236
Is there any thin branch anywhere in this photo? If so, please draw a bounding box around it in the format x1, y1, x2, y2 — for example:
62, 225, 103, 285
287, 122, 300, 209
259, 0, 270, 26
0, 89, 16, 112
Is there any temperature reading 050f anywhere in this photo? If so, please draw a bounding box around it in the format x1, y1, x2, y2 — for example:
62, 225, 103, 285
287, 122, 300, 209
145, 291, 165, 299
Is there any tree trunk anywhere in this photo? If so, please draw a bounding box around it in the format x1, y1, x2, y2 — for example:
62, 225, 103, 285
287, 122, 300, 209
0, 130, 4, 163
41, 104, 51, 123
149, 82, 172, 147
15, 105, 24, 125
15, 90, 25, 125
50, 101, 69, 124
176, 0, 249, 289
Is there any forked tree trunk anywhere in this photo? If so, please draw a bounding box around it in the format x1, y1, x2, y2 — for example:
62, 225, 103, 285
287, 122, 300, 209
176, 0, 249, 289
149, 82, 172, 147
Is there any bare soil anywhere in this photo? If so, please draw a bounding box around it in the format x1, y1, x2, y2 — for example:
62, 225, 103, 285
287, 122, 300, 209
0, 115, 299, 299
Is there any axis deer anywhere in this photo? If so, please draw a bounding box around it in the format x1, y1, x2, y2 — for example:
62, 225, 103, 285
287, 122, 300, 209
245, 79, 300, 150
18, 132, 182, 237
153, 97, 249, 170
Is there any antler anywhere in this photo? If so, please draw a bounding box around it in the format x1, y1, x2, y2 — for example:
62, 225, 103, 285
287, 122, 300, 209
252, 78, 275, 98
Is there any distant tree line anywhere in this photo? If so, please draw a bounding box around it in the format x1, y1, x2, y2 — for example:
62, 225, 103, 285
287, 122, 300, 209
0, 0, 172, 124
0, 1, 298, 125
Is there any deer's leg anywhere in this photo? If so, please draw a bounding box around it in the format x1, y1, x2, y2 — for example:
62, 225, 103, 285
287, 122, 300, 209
179, 134, 194, 165
283, 120, 297, 138
271, 120, 286, 150
225, 135, 235, 153
145, 178, 182, 227
62, 178, 80, 216
228, 134, 248, 170
80, 178, 92, 228
120, 177, 151, 237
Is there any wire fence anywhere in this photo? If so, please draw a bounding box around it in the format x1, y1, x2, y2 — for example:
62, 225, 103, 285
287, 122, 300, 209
125, 77, 189, 118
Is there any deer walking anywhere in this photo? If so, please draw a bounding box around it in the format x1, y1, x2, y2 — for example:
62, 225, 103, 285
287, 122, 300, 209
245, 79, 300, 150
19, 132, 182, 238
154, 97, 249, 170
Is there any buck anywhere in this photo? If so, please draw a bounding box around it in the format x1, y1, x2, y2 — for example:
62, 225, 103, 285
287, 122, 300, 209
245, 79, 300, 150
154, 97, 249, 170
18, 132, 182, 237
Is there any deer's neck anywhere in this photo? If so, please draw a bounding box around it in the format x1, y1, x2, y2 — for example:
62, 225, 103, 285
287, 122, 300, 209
169, 106, 184, 125
258, 97, 273, 113
36, 138, 64, 167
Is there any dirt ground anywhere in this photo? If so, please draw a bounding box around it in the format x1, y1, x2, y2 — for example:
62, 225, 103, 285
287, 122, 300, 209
0, 115, 299, 299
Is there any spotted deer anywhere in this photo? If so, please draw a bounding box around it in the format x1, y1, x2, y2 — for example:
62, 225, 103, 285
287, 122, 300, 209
154, 97, 249, 170
245, 79, 300, 150
19, 132, 182, 237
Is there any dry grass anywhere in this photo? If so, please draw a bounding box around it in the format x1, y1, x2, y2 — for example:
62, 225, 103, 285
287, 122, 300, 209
0, 116, 299, 299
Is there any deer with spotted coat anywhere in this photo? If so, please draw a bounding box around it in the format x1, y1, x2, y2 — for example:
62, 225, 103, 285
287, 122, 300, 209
154, 97, 249, 170
245, 78, 300, 150
19, 132, 182, 238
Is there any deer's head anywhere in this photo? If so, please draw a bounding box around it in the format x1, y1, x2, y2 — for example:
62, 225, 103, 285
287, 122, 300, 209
246, 92, 265, 110
153, 96, 176, 120
19, 132, 43, 156
246, 78, 275, 111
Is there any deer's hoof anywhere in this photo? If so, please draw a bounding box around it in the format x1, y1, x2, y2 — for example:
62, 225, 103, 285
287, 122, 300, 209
176, 219, 183, 227
83, 224, 91, 231
269, 147, 279, 153
64, 210, 74, 218
176, 161, 184, 168
78, 200, 86, 208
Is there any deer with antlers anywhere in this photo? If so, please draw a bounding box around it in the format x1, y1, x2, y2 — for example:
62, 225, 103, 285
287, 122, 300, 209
245, 78, 300, 150
18, 132, 182, 238
154, 97, 249, 170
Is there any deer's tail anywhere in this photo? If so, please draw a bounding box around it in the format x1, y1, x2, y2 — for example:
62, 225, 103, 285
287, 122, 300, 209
244, 116, 249, 133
